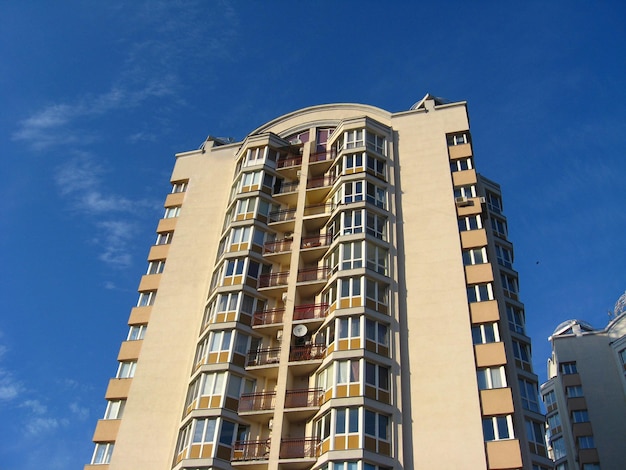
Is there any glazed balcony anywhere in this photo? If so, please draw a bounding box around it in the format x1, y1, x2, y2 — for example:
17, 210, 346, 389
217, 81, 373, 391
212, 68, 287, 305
239, 391, 277, 412
253, 307, 285, 326
293, 303, 329, 321
279, 437, 321, 460
232, 440, 270, 462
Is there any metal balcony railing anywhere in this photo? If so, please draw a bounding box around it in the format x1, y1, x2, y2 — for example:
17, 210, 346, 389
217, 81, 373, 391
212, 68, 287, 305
263, 239, 293, 254
258, 271, 289, 288
253, 308, 285, 326
279, 437, 320, 459
303, 202, 335, 217
289, 344, 326, 362
309, 151, 335, 163
306, 175, 336, 189
239, 391, 277, 412
300, 233, 332, 249
232, 440, 270, 461
274, 181, 300, 194
269, 208, 296, 223
284, 388, 324, 408
276, 155, 302, 169
247, 347, 281, 366
297, 266, 329, 283
293, 303, 329, 321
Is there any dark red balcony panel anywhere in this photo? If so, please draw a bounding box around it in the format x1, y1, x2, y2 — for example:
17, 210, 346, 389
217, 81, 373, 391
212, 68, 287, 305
232, 440, 270, 461
263, 239, 293, 254
306, 175, 336, 189
258, 271, 290, 288
293, 303, 329, 321
279, 437, 320, 459
309, 151, 334, 163
239, 391, 277, 412
300, 233, 332, 249
276, 155, 303, 169
289, 344, 326, 362
253, 308, 285, 326
247, 347, 281, 366
284, 388, 323, 408
297, 266, 330, 283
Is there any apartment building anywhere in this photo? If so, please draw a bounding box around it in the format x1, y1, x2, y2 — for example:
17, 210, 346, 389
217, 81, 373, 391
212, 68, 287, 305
541, 292, 626, 470
86, 95, 551, 470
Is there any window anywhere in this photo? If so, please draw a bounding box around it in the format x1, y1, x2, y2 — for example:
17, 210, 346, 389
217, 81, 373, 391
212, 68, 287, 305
500, 273, 519, 298
472, 323, 500, 344
566, 385, 583, 398
512, 340, 531, 368
519, 379, 540, 412
345, 129, 364, 149
104, 400, 126, 419
341, 241, 364, 270
547, 413, 561, 433
219, 420, 236, 446
171, 181, 188, 193
116, 361, 136, 379
447, 132, 470, 146
486, 191, 502, 214
555, 464, 568, 470
491, 217, 508, 238
462, 247, 487, 265
335, 359, 360, 385
543, 389, 557, 409
366, 154, 386, 179
454, 185, 476, 198
578, 435, 595, 449
366, 212, 387, 240
364, 409, 389, 441
552, 436, 566, 460
365, 361, 390, 394
366, 132, 386, 155
137, 290, 157, 306
506, 304, 525, 334
365, 318, 389, 350
345, 153, 364, 172
582, 464, 601, 470
366, 182, 386, 209
450, 157, 473, 172
495, 244, 513, 268
526, 419, 547, 456
466, 283, 494, 302
127, 324, 147, 340
458, 215, 483, 231
91, 443, 114, 464
155, 231, 173, 245
476, 366, 506, 390
365, 279, 389, 310
572, 409, 589, 423
240, 170, 262, 191
338, 317, 361, 341
335, 407, 359, 434
339, 277, 362, 300
482, 415, 513, 441
560, 362, 577, 374
246, 146, 267, 165
164, 206, 181, 218
366, 243, 388, 275
192, 418, 217, 444
343, 180, 364, 204
147, 259, 165, 274
341, 209, 364, 235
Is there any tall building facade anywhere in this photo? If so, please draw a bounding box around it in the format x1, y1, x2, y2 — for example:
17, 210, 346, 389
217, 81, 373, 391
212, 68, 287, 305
540, 293, 626, 470
86, 95, 551, 470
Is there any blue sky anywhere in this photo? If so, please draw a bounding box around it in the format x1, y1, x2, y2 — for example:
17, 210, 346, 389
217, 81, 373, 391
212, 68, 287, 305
1, 1, 625, 468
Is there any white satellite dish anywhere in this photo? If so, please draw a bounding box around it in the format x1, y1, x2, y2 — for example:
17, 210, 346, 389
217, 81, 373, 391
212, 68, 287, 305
293, 324, 308, 337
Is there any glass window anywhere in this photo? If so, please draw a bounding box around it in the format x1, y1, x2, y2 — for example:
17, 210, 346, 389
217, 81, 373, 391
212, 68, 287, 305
466, 283, 493, 302
366, 243, 388, 275
127, 324, 147, 340
137, 290, 157, 306
472, 323, 500, 344
495, 245, 513, 268
147, 259, 166, 274
116, 361, 136, 378
155, 231, 173, 245
519, 379, 540, 412
560, 362, 577, 374
483, 416, 513, 441
91, 443, 114, 464
566, 385, 583, 398
192, 418, 217, 443
171, 180, 188, 193
458, 215, 483, 231
164, 206, 181, 218
547, 413, 561, 432
506, 304, 525, 334
477, 367, 506, 390
578, 435, 595, 449
463, 247, 487, 265
552, 436, 566, 460
366, 212, 387, 240
572, 409, 589, 423
104, 400, 126, 419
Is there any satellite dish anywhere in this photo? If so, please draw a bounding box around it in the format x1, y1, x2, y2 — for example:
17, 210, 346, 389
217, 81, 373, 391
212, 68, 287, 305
293, 324, 308, 337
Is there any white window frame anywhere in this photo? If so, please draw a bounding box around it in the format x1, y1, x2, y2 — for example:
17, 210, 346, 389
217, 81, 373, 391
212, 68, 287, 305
137, 290, 157, 307
366, 211, 386, 240
466, 283, 494, 302
155, 231, 173, 245
171, 181, 188, 193
147, 260, 165, 275
463, 247, 487, 265
458, 215, 483, 231
116, 361, 136, 379
104, 399, 126, 419
472, 322, 500, 344
127, 324, 147, 341
477, 366, 507, 390
91, 443, 114, 464
366, 132, 386, 155
164, 206, 181, 218
483, 415, 514, 441
519, 379, 540, 412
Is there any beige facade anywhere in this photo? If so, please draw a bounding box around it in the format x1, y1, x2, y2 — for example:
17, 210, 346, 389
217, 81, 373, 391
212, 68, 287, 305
541, 297, 626, 470
87, 95, 550, 470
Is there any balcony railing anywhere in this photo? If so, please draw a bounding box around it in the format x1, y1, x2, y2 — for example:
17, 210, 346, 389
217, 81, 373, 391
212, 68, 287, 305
309, 151, 334, 163
253, 308, 285, 326
274, 181, 300, 194
303, 202, 335, 217
293, 303, 329, 321
279, 437, 320, 459
263, 239, 293, 254
285, 388, 324, 408
239, 391, 277, 412
233, 440, 270, 461
289, 344, 326, 362
301, 233, 332, 249
269, 208, 296, 223
297, 266, 329, 283
247, 347, 281, 366
259, 271, 289, 288
306, 175, 336, 189
276, 155, 302, 169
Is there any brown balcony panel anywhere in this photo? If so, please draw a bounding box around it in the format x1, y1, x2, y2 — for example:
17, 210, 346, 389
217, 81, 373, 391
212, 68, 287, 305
239, 392, 277, 412
279, 437, 320, 459
289, 344, 326, 362
276, 156, 302, 169
306, 175, 335, 189
285, 388, 323, 408
293, 303, 329, 321
301, 234, 332, 249
297, 267, 330, 283
253, 308, 285, 326
259, 272, 290, 288
233, 440, 270, 461
310, 151, 334, 163
263, 239, 293, 254
247, 347, 281, 366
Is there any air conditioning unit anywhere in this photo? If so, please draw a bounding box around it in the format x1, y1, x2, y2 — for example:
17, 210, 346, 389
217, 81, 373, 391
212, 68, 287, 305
455, 196, 470, 206
479, 197, 486, 203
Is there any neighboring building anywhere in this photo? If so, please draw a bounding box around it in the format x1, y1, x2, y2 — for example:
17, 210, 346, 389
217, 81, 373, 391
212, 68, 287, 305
86, 95, 551, 470
541, 293, 626, 470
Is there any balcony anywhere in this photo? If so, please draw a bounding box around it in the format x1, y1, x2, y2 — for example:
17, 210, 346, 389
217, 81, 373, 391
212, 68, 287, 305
289, 344, 326, 362
258, 271, 289, 289
300, 233, 332, 263
276, 155, 303, 169
293, 303, 329, 321
303, 203, 334, 231
296, 267, 329, 297
279, 437, 320, 460
253, 307, 285, 326
247, 347, 281, 367
239, 391, 277, 412
232, 440, 270, 462
285, 388, 324, 408
308, 151, 335, 176
306, 175, 336, 205
263, 238, 293, 255
273, 181, 300, 206
268, 208, 297, 232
